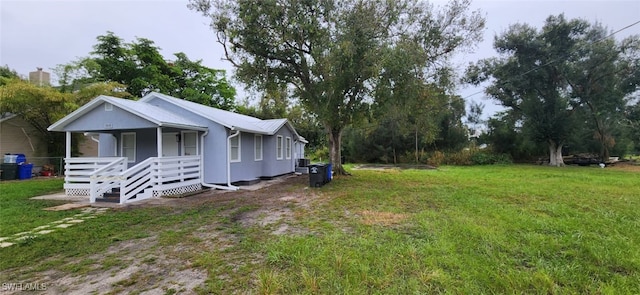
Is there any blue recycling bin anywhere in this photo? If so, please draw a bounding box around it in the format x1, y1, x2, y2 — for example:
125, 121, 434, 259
18, 163, 33, 180
325, 163, 332, 183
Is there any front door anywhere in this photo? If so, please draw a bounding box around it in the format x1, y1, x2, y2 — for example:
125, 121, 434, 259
162, 133, 179, 157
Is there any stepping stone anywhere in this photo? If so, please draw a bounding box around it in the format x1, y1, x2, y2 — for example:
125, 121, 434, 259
52, 220, 65, 224
13, 232, 32, 236
55, 224, 73, 228
34, 225, 50, 230
67, 219, 84, 223
35, 230, 55, 235
83, 216, 97, 219
0, 237, 8, 242
0, 242, 14, 248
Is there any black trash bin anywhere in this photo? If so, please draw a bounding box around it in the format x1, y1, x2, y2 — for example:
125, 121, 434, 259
1, 163, 18, 180
309, 164, 327, 187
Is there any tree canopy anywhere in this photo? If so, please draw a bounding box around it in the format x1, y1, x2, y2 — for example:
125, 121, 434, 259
190, 0, 485, 174
0, 74, 129, 157
56, 32, 237, 109
467, 14, 640, 165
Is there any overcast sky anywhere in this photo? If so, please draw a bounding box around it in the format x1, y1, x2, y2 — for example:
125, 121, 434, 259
1, 0, 639, 117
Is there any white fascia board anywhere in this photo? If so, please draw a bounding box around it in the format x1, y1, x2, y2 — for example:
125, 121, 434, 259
48, 95, 112, 131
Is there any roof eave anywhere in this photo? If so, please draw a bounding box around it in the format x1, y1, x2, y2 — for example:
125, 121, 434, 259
159, 123, 208, 131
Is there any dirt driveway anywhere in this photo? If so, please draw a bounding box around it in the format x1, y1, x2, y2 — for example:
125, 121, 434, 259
4, 174, 323, 295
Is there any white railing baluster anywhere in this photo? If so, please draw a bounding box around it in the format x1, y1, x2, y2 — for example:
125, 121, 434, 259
65, 156, 201, 204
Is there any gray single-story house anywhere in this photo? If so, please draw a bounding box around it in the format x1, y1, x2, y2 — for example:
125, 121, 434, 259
48, 92, 307, 204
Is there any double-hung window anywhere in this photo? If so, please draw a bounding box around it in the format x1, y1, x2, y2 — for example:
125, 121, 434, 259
285, 137, 292, 159
276, 135, 283, 160
230, 132, 241, 162
255, 134, 263, 161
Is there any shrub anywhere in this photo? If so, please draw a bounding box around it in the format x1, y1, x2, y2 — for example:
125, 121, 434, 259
310, 147, 329, 162
471, 151, 512, 165
427, 151, 445, 166
446, 149, 473, 165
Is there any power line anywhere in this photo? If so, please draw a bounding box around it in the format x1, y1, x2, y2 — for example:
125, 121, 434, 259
463, 19, 640, 100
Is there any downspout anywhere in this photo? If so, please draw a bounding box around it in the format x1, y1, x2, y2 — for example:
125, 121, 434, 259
199, 129, 239, 191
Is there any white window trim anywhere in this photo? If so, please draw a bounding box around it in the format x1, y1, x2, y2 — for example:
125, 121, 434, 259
230, 132, 241, 163
181, 131, 198, 156
276, 135, 283, 160
285, 137, 292, 159
121, 132, 136, 163
254, 134, 263, 161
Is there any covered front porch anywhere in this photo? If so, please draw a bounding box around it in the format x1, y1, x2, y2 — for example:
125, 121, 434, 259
48, 95, 209, 204
62, 127, 205, 204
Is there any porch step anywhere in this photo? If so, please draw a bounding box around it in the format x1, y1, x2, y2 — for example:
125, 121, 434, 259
96, 197, 119, 203
97, 192, 120, 203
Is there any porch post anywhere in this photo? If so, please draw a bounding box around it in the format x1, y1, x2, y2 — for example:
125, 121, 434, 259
65, 131, 71, 158
157, 127, 162, 157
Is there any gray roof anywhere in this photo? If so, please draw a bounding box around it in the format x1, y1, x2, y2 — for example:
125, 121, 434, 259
49, 92, 306, 142
48, 95, 207, 132
141, 92, 303, 139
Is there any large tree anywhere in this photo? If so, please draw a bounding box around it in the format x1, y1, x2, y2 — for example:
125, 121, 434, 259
468, 15, 590, 166
56, 32, 237, 109
566, 27, 640, 160
189, 0, 484, 174
468, 15, 639, 165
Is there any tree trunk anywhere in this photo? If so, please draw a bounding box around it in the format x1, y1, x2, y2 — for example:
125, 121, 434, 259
328, 128, 349, 175
548, 140, 565, 167
415, 127, 419, 164
602, 143, 610, 163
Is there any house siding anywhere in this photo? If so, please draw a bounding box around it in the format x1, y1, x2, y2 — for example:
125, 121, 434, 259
230, 132, 263, 182
98, 133, 117, 156
262, 126, 296, 177
0, 116, 46, 160
64, 103, 156, 132
202, 124, 228, 183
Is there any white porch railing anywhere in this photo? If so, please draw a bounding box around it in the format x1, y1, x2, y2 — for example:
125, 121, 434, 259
88, 157, 128, 203
67, 156, 202, 204
64, 157, 126, 196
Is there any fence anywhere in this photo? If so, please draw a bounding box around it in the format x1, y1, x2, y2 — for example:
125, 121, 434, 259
25, 157, 65, 176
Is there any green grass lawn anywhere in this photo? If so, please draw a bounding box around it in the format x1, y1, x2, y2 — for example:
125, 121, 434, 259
1, 165, 638, 294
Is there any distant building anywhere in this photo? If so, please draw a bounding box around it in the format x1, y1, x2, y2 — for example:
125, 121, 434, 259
29, 67, 50, 86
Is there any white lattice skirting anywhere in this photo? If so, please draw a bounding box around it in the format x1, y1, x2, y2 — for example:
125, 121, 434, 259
153, 183, 203, 197
65, 188, 90, 196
